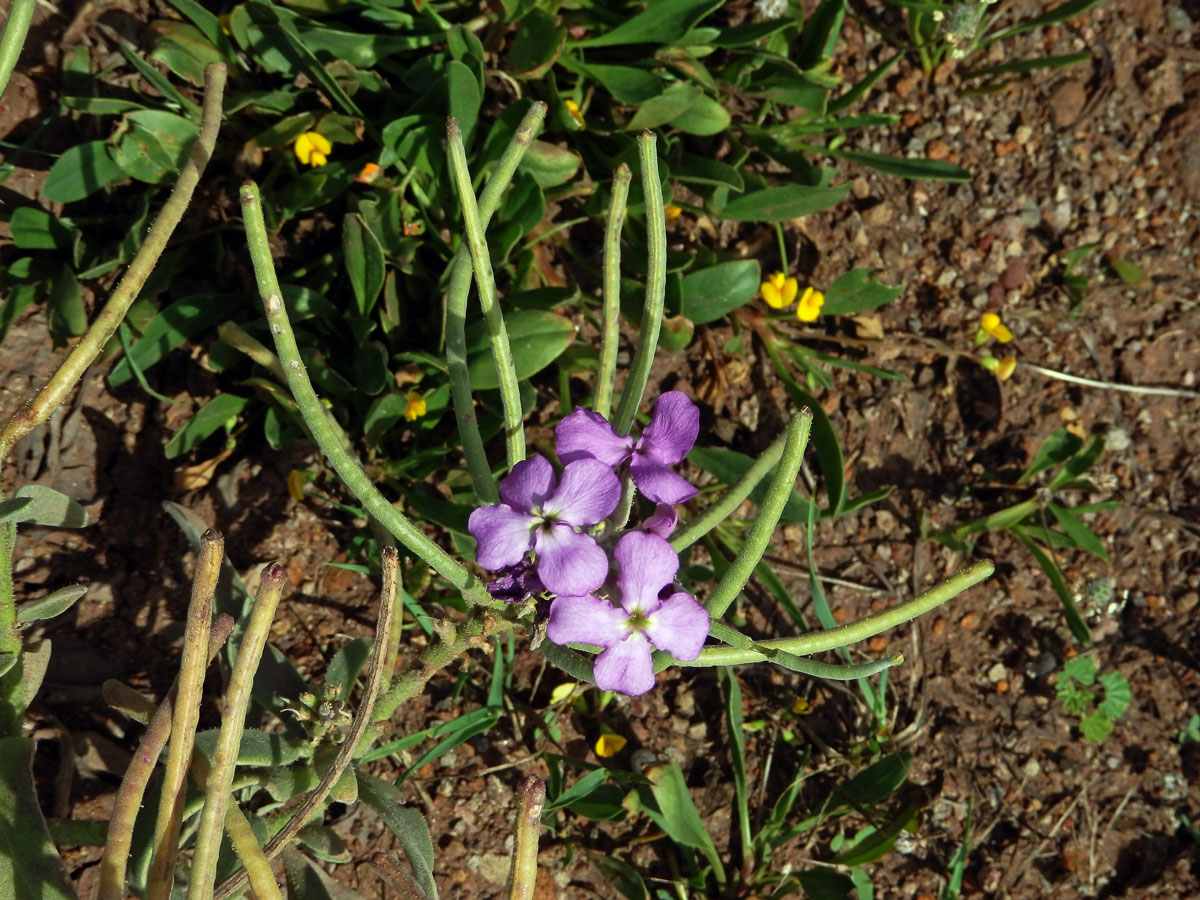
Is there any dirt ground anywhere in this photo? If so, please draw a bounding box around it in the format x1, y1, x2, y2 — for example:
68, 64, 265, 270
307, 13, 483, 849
3, 0, 1199, 898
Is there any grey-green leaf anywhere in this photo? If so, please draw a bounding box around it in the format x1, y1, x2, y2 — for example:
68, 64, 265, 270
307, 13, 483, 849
12, 485, 89, 528
16, 585, 88, 625
718, 183, 851, 222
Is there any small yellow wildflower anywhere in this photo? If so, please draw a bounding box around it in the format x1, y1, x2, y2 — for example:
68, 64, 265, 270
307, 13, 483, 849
549, 683, 579, 705
403, 390, 427, 421
995, 356, 1017, 381
664, 204, 682, 222
796, 285, 824, 323
564, 99, 586, 129
594, 733, 627, 757
978, 311, 1013, 344
792, 697, 811, 715
218, 13, 233, 36
354, 162, 382, 184
760, 271, 798, 309
294, 131, 332, 167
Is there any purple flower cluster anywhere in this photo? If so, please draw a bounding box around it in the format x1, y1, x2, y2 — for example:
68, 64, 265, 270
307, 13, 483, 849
467, 392, 709, 695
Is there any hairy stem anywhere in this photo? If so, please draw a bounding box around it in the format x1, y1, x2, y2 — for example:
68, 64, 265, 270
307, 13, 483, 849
594, 164, 631, 420
145, 530, 222, 900
506, 776, 546, 900
447, 116, 525, 470
445, 103, 546, 503
613, 132, 666, 436
240, 181, 492, 607
188, 563, 287, 900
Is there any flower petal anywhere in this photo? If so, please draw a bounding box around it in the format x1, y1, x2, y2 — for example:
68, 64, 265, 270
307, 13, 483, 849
468, 504, 536, 571
644, 591, 709, 661
614, 531, 678, 614
547, 594, 629, 648
593, 633, 656, 695
637, 391, 699, 465
642, 503, 678, 538
499, 454, 556, 513
555, 408, 633, 466
534, 522, 610, 595
543, 459, 620, 526
630, 457, 697, 505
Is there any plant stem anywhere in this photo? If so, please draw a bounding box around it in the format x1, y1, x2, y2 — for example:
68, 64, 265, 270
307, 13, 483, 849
447, 116, 525, 471
671, 431, 787, 552
613, 132, 666, 436
0, 0, 36, 107
445, 102, 546, 503
188, 563, 287, 900
679, 560, 994, 667
212, 553, 396, 900
97, 615, 234, 900
239, 181, 491, 607
595, 164, 631, 420
0, 62, 227, 464
145, 530, 222, 900
506, 776, 546, 900
703, 411, 812, 620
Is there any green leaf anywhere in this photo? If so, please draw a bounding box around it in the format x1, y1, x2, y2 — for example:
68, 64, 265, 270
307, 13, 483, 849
572, 0, 724, 47
342, 215, 386, 317
16, 585, 88, 625
296, 824, 350, 865
562, 60, 662, 104
447, 60, 482, 149
1062, 655, 1095, 685
1045, 502, 1109, 562
193, 729, 307, 767
544, 768, 611, 813
465, 309, 576, 390
0, 738, 76, 900
1019, 428, 1081, 483
671, 93, 730, 135
504, 7, 565, 77
0, 498, 32, 525
821, 268, 904, 315
797, 0, 845, 68
47, 264, 87, 346
1048, 435, 1105, 490
358, 774, 438, 900
1014, 529, 1091, 645
325, 638, 371, 702
112, 110, 200, 184
964, 50, 1091, 79
672, 154, 743, 190
109, 293, 242, 387
718, 183, 851, 222
680, 260, 760, 324
9, 208, 75, 250
1080, 710, 1113, 743
12, 485, 89, 528
719, 669, 753, 862
42, 141, 126, 203
1097, 671, 1130, 719
519, 139, 581, 188
282, 846, 340, 900
641, 761, 725, 882
627, 81, 701, 131
711, 18, 793, 47
164, 393, 248, 459
150, 20, 225, 84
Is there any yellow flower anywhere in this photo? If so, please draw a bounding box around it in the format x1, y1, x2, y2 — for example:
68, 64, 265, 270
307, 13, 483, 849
796, 285, 824, 322
218, 13, 233, 36
665, 204, 682, 222
594, 733, 627, 757
995, 356, 1017, 380
760, 271, 798, 309
978, 311, 1013, 344
564, 99, 586, 129
294, 131, 332, 167
403, 390, 427, 421
549, 683, 579, 705
354, 162, 382, 184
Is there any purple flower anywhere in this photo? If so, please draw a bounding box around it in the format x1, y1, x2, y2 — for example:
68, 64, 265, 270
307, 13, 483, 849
485, 561, 544, 604
642, 503, 678, 538
556, 391, 699, 505
468, 455, 620, 596
547, 531, 709, 696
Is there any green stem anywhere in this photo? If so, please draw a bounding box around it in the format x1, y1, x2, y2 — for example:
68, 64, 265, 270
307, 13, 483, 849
680, 560, 995, 667
445, 102, 546, 503
145, 530, 222, 900
0, 0, 35, 106
447, 116, 524, 470
239, 181, 491, 607
703, 411, 812, 620
212, 554, 397, 900
613, 132, 666, 436
507, 776, 546, 900
594, 164, 631, 420
96, 615, 234, 900
670, 431, 787, 552
187, 564, 287, 900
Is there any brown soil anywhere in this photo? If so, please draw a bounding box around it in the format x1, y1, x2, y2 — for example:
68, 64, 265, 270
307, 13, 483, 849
3, 0, 1198, 898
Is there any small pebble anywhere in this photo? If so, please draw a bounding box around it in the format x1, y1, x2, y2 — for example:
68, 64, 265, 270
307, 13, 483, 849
1014, 124, 1034, 145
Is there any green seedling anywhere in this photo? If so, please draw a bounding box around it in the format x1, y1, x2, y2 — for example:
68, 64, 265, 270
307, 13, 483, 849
1056, 655, 1130, 743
